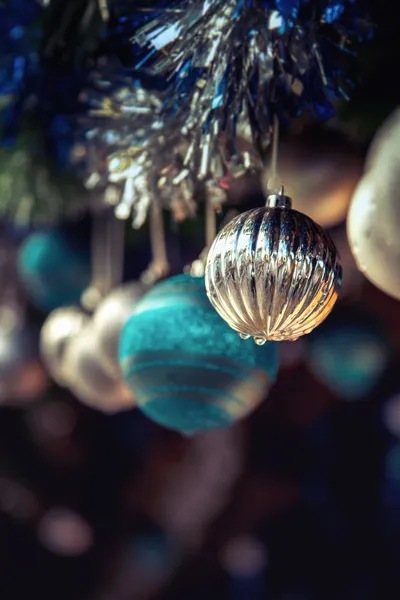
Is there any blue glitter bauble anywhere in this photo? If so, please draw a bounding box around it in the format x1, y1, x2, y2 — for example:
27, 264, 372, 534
119, 274, 278, 436
306, 308, 390, 401
18, 231, 91, 312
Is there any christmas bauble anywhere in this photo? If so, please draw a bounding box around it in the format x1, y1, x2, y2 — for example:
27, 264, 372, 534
262, 134, 361, 228
221, 536, 268, 599
0, 307, 49, 405
40, 307, 90, 386
347, 110, 400, 300
364, 107, 400, 172
64, 325, 135, 413
306, 308, 390, 401
92, 282, 148, 378
382, 393, 400, 437
18, 232, 91, 312
119, 274, 278, 435
205, 194, 342, 344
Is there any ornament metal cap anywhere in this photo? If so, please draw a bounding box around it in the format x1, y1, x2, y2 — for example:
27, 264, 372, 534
265, 186, 292, 209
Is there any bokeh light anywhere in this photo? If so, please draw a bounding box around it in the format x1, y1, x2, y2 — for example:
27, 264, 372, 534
37, 507, 94, 556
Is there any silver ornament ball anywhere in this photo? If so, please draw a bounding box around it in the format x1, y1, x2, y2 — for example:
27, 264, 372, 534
40, 307, 89, 386
92, 282, 148, 378
205, 193, 342, 343
63, 325, 135, 414
0, 307, 49, 405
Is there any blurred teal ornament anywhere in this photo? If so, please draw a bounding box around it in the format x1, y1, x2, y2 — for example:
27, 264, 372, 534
18, 231, 91, 312
306, 308, 390, 401
130, 529, 179, 570
119, 274, 278, 436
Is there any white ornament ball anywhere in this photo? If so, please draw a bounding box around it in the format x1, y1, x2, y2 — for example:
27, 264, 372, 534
40, 307, 89, 386
92, 282, 147, 378
63, 325, 135, 414
347, 174, 400, 300
364, 107, 400, 172
348, 108, 400, 300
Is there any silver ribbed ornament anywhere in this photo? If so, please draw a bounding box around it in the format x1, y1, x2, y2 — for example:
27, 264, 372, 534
205, 191, 342, 344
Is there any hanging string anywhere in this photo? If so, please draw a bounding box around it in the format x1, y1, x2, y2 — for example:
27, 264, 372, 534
82, 209, 125, 311
141, 203, 169, 285
104, 216, 125, 292
205, 193, 217, 250
267, 115, 281, 194
188, 189, 233, 278
92, 213, 106, 292
0, 241, 26, 333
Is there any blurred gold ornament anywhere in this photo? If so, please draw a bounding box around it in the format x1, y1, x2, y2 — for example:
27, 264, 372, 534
40, 307, 90, 386
63, 325, 135, 414
205, 191, 342, 343
347, 108, 400, 300
262, 134, 361, 228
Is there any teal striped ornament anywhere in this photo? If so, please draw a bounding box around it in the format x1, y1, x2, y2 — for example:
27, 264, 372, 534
119, 274, 279, 436
18, 232, 91, 313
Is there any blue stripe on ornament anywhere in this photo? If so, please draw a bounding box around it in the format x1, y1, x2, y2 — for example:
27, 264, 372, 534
135, 385, 247, 407
123, 359, 266, 390
123, 354, 271, 435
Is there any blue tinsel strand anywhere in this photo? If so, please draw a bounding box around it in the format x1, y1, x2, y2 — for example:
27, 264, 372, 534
121, 0, 372, 173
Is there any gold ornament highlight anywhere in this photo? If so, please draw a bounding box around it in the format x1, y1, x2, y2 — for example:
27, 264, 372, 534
205, 191, 342, 344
